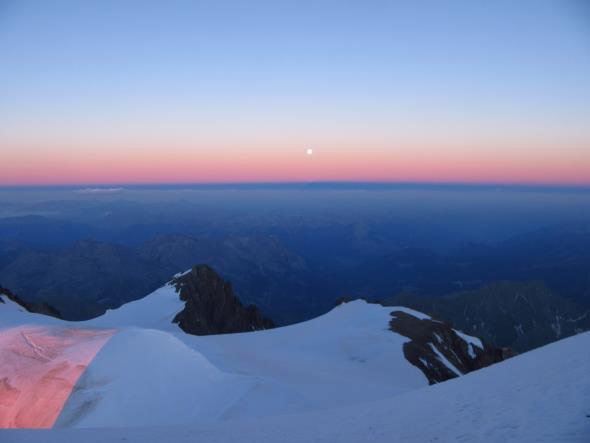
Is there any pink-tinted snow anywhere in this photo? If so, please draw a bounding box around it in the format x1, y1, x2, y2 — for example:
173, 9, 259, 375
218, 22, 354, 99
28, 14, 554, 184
0, 325, 115, 429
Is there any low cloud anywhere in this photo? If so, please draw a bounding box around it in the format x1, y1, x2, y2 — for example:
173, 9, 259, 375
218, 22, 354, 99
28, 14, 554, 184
75, 187, 124, 194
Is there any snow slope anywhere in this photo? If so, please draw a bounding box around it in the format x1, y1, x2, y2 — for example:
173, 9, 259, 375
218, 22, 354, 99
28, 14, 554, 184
2, 285, 588, 441
55, 328, 255, 428
2, 286, 432, 428
85, 283, 184, 331
85, 286, 436, 415
71, 299, 430, 424
0, 296, 62, 328
5, 331, 589, 442
0, 325, 114, 428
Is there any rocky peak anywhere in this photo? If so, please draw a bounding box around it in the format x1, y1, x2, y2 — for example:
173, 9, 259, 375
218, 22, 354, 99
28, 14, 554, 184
170, 265, 274, 335
389, 310, 514, 384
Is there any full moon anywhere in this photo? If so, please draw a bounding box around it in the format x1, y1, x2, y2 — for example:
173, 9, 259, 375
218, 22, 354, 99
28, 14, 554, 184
306, 148, 313, 156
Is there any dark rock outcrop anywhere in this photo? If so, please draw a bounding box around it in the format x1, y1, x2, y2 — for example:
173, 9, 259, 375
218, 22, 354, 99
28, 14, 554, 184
171, 265, 274, 335
0, 286, 61, 318
389, 310, 513, 384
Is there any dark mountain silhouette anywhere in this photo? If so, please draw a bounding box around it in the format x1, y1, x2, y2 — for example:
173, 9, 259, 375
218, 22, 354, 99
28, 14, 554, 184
0, 235, 310, 322
383, 281, 590, 352
324, 222, 590, 308
0, 286, 61, 318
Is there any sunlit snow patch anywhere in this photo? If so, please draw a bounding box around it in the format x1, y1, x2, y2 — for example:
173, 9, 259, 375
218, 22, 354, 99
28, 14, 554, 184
0, 325, 115, 429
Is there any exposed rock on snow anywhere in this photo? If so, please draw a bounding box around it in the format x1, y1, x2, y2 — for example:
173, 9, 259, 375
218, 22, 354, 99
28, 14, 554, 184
389, 310, 513, 384
171, 265, 274, 335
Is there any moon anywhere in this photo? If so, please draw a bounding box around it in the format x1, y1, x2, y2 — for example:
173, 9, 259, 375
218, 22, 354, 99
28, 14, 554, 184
306, 148, 313, 156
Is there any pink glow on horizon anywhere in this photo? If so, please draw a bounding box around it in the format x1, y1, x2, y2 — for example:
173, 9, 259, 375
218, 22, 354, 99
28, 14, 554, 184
0, 326, 116, 429
1, 142, 589, 187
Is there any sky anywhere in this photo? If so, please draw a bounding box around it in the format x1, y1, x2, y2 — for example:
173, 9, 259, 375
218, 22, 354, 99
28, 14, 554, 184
0, 0, 589, 186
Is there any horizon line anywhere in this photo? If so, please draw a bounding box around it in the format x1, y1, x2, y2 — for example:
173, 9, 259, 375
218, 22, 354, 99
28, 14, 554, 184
2, 180, 590, 192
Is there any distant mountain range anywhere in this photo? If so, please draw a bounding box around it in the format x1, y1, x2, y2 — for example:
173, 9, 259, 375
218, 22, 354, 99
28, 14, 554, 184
0, 234, 311, 322
382, 281, 590, 352
324, 222, 590, 308
1, 221, 589, 334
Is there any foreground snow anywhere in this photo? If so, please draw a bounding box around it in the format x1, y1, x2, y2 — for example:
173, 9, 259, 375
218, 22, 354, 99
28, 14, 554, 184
56, 328, 254, 428
72, 299, 430, 425
0, 326, 114, 428
2, 289, 431, 429
2, 285, 589, 441
5, 331, 589, 442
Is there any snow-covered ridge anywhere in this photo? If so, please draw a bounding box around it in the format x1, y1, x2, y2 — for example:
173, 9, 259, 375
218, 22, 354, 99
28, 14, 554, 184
1, 294, 429, 428
3, 277, 586, 441
0, 292, 62, 328
85, 283, 184, 330
1, 291, 503, 430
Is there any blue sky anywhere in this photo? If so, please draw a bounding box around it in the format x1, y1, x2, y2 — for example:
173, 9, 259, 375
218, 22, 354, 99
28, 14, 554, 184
0, 0, 589, 185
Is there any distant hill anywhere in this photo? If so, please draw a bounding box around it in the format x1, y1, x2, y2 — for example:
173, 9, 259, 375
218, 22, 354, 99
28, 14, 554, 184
382, 281, 590, 352
0, 240, 160, 319
324, 222, 590, 308
0, 215, 100, 246
0, 235, 311, 322
2, 220, 590, 327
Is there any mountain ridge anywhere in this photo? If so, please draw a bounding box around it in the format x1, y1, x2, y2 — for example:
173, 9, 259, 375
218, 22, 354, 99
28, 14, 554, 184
382, 281, 590, 351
